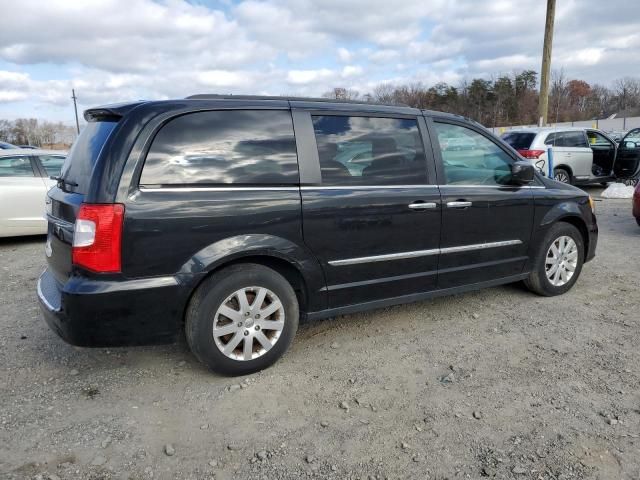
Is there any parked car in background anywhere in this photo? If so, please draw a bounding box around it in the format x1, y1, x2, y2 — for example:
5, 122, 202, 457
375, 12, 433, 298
0, 149, 66, 237
18, 145, 38, 149
633, 182, 640, 226
501, 127, 640, 185
39, 95, 597, 376
0, 141, 18, 149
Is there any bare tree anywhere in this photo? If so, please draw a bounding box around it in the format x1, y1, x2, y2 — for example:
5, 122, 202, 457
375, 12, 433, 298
550, 69, 569, 123
322, 87, 359, 100
613, 77, 640, 113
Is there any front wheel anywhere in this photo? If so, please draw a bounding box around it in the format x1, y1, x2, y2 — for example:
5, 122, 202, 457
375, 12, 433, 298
525, 222, 585, 296
553, 167, 572, 184
186, 263, 299, 376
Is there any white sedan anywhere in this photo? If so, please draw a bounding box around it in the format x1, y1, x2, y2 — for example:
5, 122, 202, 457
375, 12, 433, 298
0, 149, 66, 237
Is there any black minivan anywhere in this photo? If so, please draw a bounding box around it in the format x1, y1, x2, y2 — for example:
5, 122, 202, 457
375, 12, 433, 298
38, 95, 598, 375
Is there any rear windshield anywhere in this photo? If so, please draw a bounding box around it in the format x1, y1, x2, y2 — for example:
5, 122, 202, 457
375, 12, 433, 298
501, 132, 535, 150
60, 121, 117, 193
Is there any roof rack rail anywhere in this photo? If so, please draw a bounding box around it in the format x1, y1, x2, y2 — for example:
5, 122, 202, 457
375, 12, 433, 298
185, 94, 408, 107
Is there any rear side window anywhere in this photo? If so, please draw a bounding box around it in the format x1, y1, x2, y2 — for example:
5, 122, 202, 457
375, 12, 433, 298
0, 156, 35, 177
140, 110, 298, 185
545, 131, 588, 148
311, 115, 427, 185
61, 121, 118, 193
501, 132, 535, 150
38, 155, 66, 177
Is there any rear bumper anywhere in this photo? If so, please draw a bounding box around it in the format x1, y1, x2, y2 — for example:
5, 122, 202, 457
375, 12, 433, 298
37, 269, 190, 347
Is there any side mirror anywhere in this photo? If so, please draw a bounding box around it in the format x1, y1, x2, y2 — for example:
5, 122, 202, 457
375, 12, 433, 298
511, 160, 535, 184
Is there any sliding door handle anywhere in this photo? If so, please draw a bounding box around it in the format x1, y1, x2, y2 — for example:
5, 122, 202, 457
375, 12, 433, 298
409, 202, 437, 210
446, 201, 472, 208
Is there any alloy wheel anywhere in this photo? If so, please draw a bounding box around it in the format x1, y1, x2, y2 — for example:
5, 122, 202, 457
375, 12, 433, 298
554, 171, 570, 183
545, 236, 578, 287
212, 287, 285, 361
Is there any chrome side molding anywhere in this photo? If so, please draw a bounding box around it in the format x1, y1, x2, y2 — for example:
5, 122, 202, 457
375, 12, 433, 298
328, 248, 440, 266
329, 240, 523, 266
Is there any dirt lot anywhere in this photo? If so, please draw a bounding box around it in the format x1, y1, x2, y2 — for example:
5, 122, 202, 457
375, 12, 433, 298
1, 189, 639, 480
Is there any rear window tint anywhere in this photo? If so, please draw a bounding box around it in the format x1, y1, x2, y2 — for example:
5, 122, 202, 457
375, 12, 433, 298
312, 115, 427, 185
501, 132, 535, 150
545, 131, 588, 148
140, 110, 299, 186
60, 121, 117, 192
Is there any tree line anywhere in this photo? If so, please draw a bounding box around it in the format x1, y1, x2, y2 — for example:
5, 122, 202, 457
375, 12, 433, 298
0, 118, 76, 148
324, 71, 640, 127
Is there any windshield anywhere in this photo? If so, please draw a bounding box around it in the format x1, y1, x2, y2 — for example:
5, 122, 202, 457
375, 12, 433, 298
501, 132, 535, 150
60, 121, 117, 193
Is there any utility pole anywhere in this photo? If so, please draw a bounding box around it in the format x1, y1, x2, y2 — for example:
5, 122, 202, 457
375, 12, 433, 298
71, 89, 80, 135
538, 0, 556, 126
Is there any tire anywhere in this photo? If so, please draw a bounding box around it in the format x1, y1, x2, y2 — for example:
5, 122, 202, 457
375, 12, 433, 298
553, 167, 572, 184
636, 217, 640, 227
186, 263, 299, 376
524, 222, 585, 296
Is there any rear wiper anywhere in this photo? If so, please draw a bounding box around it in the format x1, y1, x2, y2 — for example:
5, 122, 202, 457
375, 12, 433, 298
50, 175, 79, 191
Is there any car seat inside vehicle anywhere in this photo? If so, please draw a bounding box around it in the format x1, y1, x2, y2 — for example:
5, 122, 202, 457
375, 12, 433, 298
587, 131, 615, 176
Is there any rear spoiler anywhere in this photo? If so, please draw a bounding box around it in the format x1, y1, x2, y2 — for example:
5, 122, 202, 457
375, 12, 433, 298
84, 101, 148, 122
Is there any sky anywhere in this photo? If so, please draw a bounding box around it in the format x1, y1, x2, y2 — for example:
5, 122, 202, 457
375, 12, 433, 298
0, 0, 639, 124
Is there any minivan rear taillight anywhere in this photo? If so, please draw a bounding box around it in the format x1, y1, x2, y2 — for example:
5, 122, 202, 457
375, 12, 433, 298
72, 204, 124, 273
517, 149, 545, 159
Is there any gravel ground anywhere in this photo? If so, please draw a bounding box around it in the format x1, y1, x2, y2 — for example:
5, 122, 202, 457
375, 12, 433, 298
1, 189, 639, 480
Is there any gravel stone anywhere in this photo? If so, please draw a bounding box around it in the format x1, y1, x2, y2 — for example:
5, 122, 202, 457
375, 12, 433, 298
0, 197, 636, 479
91, 455, 107, 466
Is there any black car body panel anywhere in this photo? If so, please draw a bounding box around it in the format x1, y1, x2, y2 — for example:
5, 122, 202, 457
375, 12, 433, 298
38, 96, 598, 347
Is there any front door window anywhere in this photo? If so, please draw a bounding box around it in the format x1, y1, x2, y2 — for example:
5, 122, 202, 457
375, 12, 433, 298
433, 122, 513, 185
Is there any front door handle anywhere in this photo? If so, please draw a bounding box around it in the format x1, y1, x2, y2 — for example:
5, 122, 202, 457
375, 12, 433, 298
409, 202, 437, 210
446, 201, 472, 208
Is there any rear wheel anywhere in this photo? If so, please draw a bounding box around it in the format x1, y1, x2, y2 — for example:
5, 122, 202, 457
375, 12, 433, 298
553, 167, 572, 184
636, 217, 640, 227
186, 263, 299, 376
525, 222, 584, 296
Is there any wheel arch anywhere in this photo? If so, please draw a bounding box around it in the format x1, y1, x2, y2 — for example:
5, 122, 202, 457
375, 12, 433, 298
549, 214, 590, 261
178, 234, 327, 322
219, 255, 310, 314
538, 197, 591, 262
557, 216, 589, 260
554, 164, 573, 179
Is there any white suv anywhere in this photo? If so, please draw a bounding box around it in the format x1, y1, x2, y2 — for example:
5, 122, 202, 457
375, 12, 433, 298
501, 127, 640, 185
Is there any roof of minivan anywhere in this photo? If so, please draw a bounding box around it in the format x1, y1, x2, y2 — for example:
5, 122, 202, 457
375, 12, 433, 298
84, 95, 474, 124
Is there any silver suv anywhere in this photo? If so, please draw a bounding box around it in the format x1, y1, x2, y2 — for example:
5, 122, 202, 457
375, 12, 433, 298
501, 127, 640, 185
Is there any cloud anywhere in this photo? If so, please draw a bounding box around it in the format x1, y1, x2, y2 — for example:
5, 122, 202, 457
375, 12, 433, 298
286, 68, 334, 85
0, 0, 638, 121
337, 48, 353, 63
